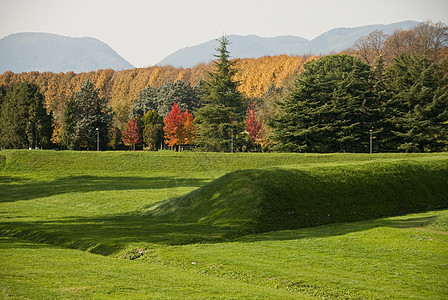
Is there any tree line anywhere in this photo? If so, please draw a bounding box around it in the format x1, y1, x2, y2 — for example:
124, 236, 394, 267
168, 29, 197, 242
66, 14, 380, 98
0, 21, 446, 152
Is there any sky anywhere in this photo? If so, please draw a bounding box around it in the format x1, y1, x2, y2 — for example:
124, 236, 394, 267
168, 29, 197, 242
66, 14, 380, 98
1, 0, 447, 68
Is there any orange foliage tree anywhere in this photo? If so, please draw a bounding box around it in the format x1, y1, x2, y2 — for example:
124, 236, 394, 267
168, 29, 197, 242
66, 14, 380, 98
246, 101, 262, 145
163, 102, 196, 150
122, 117, 142, 150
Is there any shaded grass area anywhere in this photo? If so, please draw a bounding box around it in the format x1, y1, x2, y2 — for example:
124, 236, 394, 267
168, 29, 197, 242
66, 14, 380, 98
145, 211, 448, 299
0, 175, 206, 203
0, 236, 302, 299
2, 211, 446, 299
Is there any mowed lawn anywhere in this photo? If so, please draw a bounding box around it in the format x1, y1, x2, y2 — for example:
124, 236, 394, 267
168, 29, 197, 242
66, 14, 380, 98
1, 150, 447, 299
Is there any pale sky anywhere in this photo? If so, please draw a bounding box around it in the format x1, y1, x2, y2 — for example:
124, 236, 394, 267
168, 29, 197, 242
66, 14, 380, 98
1, 0, 447, 67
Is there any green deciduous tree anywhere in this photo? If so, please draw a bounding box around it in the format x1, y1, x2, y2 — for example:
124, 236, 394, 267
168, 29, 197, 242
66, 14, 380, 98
142, 110, 164, 150
195, 35, 245, 152
0, 82, 52, 149
273, 54, 379, 153
61, 79, 113, 150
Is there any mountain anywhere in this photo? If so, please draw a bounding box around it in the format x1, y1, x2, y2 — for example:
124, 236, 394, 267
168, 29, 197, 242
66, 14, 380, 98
157, 20, 419, 68
0, 32, 134, 74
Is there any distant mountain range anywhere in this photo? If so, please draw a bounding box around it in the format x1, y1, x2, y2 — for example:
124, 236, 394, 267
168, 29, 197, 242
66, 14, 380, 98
157, 20, 419, 68
0, 21, 420, 74
0, 32, 134, 74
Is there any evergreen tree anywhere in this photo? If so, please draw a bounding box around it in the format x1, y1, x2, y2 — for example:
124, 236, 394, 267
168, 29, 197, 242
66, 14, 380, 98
273, 55, 379, 153
61, 80, 113, 150
129, 86, 160, 118
0, 82, 52, 149
196, 36, 245, 152
130, 81, 200, 118
383, 54, 448, 152
157, 81, 201, 116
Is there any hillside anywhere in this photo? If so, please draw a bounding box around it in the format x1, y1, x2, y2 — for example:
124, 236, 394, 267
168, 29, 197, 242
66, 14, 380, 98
0, 32, 134, 74
1, 150, 447, 298
150, 158, 448, 235
157, 20, 419, 68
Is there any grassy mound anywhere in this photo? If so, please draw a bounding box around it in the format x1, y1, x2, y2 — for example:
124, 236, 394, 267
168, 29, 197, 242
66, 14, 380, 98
151, 159, 448, 235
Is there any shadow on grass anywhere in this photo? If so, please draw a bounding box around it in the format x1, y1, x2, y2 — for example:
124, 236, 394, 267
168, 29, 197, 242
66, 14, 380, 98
0, 213, 232, 255
237, 215, 438, 243
0, 212, 439, 256
0, 175, 207, 202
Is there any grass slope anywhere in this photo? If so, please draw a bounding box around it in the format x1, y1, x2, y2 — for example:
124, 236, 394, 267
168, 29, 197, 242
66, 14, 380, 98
0, 236, 302, 299
2, 211, 447, 299
151, 159, 448, 235
1, 150, 448, 298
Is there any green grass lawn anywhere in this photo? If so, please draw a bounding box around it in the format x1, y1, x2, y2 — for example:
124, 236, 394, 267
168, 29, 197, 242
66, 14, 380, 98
1, 150, 447, 299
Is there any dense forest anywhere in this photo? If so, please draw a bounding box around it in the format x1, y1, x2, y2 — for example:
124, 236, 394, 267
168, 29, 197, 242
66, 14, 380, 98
0, 21, 447, 152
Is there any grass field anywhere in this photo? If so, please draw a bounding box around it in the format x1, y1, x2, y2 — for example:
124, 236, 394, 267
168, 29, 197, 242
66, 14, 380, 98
1, 150, 447, 299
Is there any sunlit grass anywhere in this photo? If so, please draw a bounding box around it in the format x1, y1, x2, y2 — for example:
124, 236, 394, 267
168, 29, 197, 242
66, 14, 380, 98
1, 150, 447, 298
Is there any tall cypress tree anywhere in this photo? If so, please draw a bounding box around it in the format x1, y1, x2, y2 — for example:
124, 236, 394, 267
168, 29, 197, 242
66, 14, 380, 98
196, 36, 245, 152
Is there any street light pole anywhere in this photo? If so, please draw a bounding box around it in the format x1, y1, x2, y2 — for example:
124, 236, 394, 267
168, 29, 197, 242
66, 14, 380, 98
369, 129, 373, 154
230, 128, 234, 153
29, 121, 33, 150
96, 128, 100, 151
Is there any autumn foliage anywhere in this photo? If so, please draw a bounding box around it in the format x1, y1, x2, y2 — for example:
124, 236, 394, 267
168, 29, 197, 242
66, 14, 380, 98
246, 102, 262, 144
0, 55, 305, 144
122, 117, 142, 150
163, 102, 196, 149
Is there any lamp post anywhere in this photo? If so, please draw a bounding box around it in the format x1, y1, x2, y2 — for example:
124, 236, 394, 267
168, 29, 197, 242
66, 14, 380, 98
28, 121, 33, 150
369, 129, 373, 154
96, 128, 100, 151
230, 128, 234, 153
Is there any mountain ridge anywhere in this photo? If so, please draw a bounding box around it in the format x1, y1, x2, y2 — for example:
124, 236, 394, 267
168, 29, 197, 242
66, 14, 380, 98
0, 32, 134, 74
158, 20, 419, 68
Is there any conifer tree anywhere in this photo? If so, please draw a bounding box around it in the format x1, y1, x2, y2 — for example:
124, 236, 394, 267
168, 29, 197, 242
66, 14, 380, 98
383, 54, 448, 152
61, 80, 113, 150
0, 82, 52, 149
196, 36, 245, 152
273, 55, 379, 153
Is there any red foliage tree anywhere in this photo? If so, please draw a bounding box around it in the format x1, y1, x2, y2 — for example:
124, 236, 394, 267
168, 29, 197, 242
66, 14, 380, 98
122, 117, 142, 150
163, 102, 196, 150
246, 102, 262, 145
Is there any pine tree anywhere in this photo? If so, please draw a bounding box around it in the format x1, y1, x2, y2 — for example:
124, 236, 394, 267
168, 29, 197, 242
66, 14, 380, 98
61, 80, 113, 150
0, 82, 52, 149
130, 81, 201, 118
383, 54, 448, 152
273, 55, 379, 153
195, 36, 245, 152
